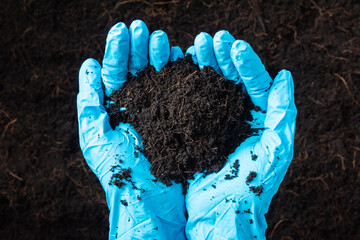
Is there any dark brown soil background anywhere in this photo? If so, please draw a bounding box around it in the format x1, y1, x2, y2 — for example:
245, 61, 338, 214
0, 0, 359, 239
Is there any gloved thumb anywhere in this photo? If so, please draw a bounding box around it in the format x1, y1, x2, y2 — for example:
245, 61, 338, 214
77, 58, 112, 150
257, 70, 297, 180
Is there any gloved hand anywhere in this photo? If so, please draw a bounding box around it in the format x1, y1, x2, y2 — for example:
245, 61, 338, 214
77, 20, 186, 240
185, 31, 297, 239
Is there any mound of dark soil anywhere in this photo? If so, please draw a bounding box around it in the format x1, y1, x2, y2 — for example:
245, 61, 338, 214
107, 57, 254, 191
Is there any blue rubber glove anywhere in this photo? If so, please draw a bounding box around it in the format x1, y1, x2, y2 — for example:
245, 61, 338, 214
77, 20, 186, 240
185, 31, 297, 239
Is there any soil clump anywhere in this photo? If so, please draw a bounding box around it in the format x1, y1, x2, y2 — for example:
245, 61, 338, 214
107, 57, 254, 191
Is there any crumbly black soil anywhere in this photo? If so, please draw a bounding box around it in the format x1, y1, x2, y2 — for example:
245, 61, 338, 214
107, 57, 254, 191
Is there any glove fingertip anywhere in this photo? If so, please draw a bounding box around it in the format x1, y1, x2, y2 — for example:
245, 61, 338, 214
231, 40, 272, 111
79, 58, 102, 92
213, 30, 235, 42
102, 22, 130, 96
276, 69, 293, 88
265, 69, 297, 133
194, 32, 220, 72
230, 40, 252, 61
185, 46, 198, 64
170, 46, 184, 62
129, 19, 148, 30
149, 30, 170, 71
272, 69, 294, 101
213, 30, 239, 82
194, 32, 210, 43
129, 20, 150, 75
107, 22, 129, 39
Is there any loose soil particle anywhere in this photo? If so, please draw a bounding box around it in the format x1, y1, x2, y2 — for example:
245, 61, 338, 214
120, 200, 128, 207
108, 57, 254, 193
224, 159, 241, 180
250, 151, 258, 161
246, 171, 257, 183
250, 185, 264, 196
109, 166, 131, 189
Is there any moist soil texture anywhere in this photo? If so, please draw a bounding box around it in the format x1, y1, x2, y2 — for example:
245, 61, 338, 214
1, 1, 360, 239
107, 57, 253, 192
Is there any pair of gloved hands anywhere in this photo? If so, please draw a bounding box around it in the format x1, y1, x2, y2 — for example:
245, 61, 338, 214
77, 20, 296, 240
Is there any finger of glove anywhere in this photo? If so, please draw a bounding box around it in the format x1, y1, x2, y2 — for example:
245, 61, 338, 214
213, 30, 240, 82
231, 40, 272, 111
170, 46, 184, 62
185, 45, 198, 64
77, 58, 113, 151
102, 22, 130, 96
257, 70, 297, 179
128, 20, 149, 75
194, 32, 221, 73
149, 30, 170, 71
